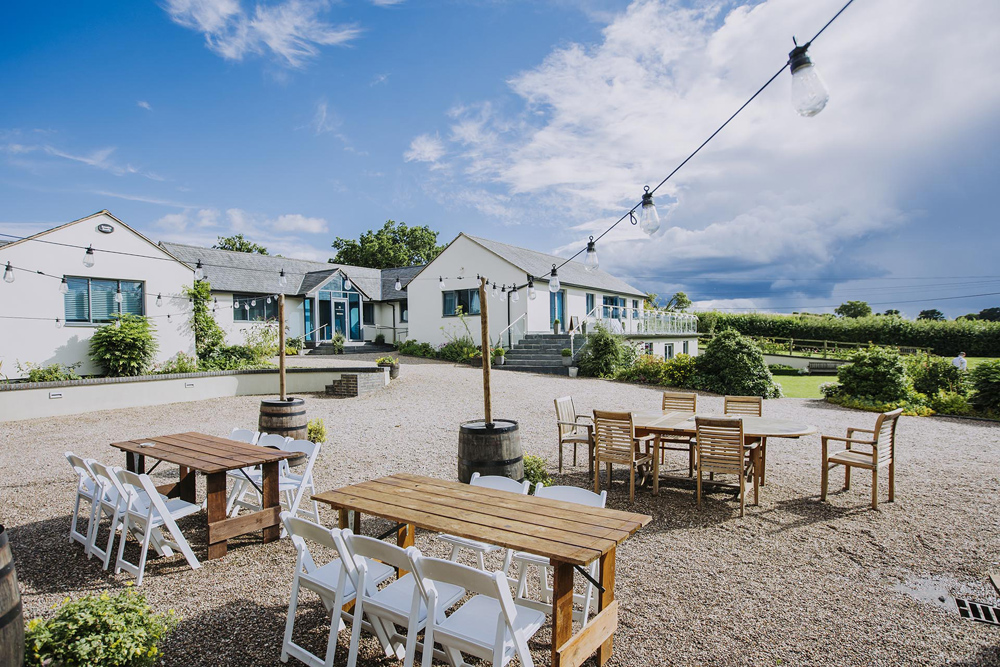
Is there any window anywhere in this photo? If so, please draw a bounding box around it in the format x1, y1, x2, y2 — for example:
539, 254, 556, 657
664, 343, 674, 360
399, 300, 408, 323
442, 289, 480, 317
363, 302, 375, 325
234, 293, 278, 322
603, 295, 625, 319
683, 340, 689, 355
633, 299, 640, 318
643, 342, 653, 355
586, 293, 595, 315
64, 278, 143, 324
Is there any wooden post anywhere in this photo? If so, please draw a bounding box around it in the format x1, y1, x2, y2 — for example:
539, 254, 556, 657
278, 294, 286, 401
479, 276, 492, 427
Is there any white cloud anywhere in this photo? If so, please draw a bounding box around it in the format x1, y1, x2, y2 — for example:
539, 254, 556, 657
272, 213, 328, 233
164, 0, 362, 68
1, 140, 166, 182
310, 100, 338, 134
405, 0, 1000, 310
137, 100, 153, 111
370, 72, 390, 86
369, 0, 404, 6
404, 133, 446, 164
155, 207, 327, 235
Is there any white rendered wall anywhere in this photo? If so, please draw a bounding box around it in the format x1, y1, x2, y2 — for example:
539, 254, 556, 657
0, 213, 195, 379
211, 292, 305, 346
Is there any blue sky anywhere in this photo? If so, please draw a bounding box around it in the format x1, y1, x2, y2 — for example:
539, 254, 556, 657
2, 0, 998, 317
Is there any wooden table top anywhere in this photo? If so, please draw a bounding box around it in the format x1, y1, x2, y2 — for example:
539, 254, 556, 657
313, 473, 651, 567
110, 432, 293, 474
633, 411, 818, 439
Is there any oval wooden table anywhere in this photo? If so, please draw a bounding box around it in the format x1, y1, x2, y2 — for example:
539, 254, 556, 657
632, 411, 818, 495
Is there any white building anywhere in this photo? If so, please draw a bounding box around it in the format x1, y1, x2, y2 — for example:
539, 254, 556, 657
0, 211, 195, 379
406, 233, 699, 358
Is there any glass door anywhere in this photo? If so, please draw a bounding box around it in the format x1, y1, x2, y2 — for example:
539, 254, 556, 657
549, 290, 565, 332
319, 298, 332, 341
334, 301, 347, 337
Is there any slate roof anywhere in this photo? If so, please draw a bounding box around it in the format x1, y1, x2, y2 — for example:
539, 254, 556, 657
381, 266, 424, 301
464, 234, 646, 297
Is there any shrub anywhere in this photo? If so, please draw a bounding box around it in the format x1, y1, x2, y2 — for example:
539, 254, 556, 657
694, 329, 781, 398
825, 393, 934, 417
286, 336, 303, 353
905, 354, 965, 395
820, 381, 842, 398
836, 346, 909, 402
16, 361, 82, 383
493, 346, 506, 357
284, 347, 299, 356
243, 322, 280, 359
615, 354, 668, 385
577, 325, 637, 378
927, 391, 974, 416
561, 348, 572, 357
970, 360, 1000, 414
25, 587, 177, 667
768, 363, 801, 376
374, 332, 386, 345
307, 418, 328, 444
522, 455, 552, 493
89, 314, 158, 377
184, 281, 225, 360
330, 332, 346, 354
375, 356, 397, 365
662, 354, 698, 388
396, 339, 437, 358
439, 336, 479, 363
156, 352, 199, 374
200, 345, 272, 371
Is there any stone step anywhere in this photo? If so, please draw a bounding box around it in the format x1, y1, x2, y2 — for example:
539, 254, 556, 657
494, 364, 569, 376
501, 358, 566, 367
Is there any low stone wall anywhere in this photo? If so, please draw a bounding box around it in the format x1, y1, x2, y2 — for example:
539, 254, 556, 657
326, 372, 388, 398
0, 367, 388, 423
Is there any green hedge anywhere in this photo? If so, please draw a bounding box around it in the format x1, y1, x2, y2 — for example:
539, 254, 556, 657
696, 312, 1000, 356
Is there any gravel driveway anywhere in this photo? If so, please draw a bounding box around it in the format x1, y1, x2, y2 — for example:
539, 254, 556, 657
3, 354, 1000, 666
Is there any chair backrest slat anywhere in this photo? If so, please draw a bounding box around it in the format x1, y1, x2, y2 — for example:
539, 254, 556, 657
65, 452, 96, 488
874, 408, 903, 463
662, 391, 697, 412
593, 410, 636, 458
724, 396, 762, 417
696, 417, 745, 475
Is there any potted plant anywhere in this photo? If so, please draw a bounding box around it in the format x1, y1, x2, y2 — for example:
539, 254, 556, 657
561, 348, 573, 366
374, 332, 386, 345
552, 318, 561, 335
493, 347, 506, 366
467, 350, 483, 368
376, 355, 400, 380
568, 365, 579, 378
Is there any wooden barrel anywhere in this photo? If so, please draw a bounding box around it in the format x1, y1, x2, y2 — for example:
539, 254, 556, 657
259, 398, 307, 466
458, 420, 523, 483
0, 525, 24, 667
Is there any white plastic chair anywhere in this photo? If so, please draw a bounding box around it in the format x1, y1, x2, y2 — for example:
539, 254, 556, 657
65, 452, 98, 548
87, 460, 168, 570
339, 530, 465, 667
280, 513, 395, 667
113, 468, 201, 585
230, 440, 321, 529
437, 472, 530, 571
229, 427, 259, 444
226, 432, 290, 515
408, 553, 545, 667
512, 484, 607, 626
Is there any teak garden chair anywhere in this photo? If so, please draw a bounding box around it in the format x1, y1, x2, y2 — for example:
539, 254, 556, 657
658, 391, 698, 475
592, 410, 654, 502
695, 416, 760, 517
821, 408, 903, 510
554, 396, 594, 474
724, 395, 767, 484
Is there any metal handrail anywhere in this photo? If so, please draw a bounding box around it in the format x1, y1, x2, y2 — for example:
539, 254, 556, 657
496, 313, 526, 349
298, 324, 328, 344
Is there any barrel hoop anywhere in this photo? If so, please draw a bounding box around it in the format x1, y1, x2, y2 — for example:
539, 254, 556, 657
0, 528, 7, 549
260, 410, 306, 418
458, 455, 523, 468
0, 560, 13, 579
0, 599, 22, 631
259, 424, 306, 433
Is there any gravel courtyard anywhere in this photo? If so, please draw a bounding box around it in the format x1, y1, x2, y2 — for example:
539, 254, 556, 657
3, 355, 1000, 666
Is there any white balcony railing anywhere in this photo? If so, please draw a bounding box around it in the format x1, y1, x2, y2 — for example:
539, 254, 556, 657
584, 307, 698, 336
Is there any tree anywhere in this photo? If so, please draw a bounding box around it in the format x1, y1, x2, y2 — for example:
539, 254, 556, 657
834, 301, 872, 318
978, 307, 1000, 322
663, 291, 692, 311
183, 280, 225, 360
882, 309, 901, 317
330, 220, 443, 269
644, 292, 661, 310
214, 234, 269, 255
918, 308, 946, 321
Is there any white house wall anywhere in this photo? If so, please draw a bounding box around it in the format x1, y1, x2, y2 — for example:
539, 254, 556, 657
210, 292, 305, 346
0, 213, 195, 379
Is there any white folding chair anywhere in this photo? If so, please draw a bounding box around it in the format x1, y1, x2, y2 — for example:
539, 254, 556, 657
437, 472, 529, 572
231, 440, 322, 529
408, 553, 545, 667
280, 514, 395, 667
113, 468, 201, 585
64, 452, 98, 548
229, 427, 260, 444
512, 484, 607, 625
227, 432, 290, 516
339, 531, 465, 667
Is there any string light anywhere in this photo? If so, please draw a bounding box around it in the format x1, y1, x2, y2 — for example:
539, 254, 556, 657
266, 296, 272, 304
394, 277, 402, 291
527, 275, 536, 300
83, 245, 95, 268
55, 318, 62, 328
167, 313, 172, 322
639, 186, 660, 236
279, 269, 287, 287
343, 276, 352, 290
3, 262, 14, 283
439, 276, 446, 291
156, 293, 163, 307
500, 285, 507, 302
548, 264, 560, 293
194, 260, 204, 281
789, 39, 829, 116
491, 282, 498, 299
511, 287, 520, 303
251, 299, 257, 307
114, 286, 123, 304
585, 236, 599, 271
234, 300, 240, 308
59, 277, 69, 294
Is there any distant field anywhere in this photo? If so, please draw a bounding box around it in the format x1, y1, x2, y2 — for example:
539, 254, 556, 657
774, 357, 998, 399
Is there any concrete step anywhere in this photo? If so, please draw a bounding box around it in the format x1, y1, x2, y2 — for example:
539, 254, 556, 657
501, 358, 566, 367
307, 343, 394, 355
494, 364, 569, 376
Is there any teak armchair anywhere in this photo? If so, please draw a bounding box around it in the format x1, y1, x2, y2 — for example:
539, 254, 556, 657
592, 410, 654, 502
695, 416, 760, 517
821, 408, 903, 509
554, 396, 595, 474
724, 395, 767, 485
658, 391, 698, 476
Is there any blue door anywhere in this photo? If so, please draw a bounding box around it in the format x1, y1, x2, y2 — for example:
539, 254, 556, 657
549, 291, 565, 332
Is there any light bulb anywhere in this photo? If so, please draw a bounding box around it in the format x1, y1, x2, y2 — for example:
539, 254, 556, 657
789, 42, 829, 117
194, 260, 204, 281
585, 236, 599, 271
511, 288, 520, 303
266, 297, 272, 304
279, 269, 287, 287
234, 300, 240, 308
394, 277, 402, 291
491, 282, 498, 299
167, 313, 172, 322
439, 277, 446, 291
529, 284, 536, 300
55, 318, 62, 328
114, 288, 123, 304
244, 303, 249, 311
344, 277, 352, 290
156, 294, 162, 307
214, 297, 218, 306
251, 299, 257, 307
83, 246, 95, 268
639, 187, 660, 236
59, 277, 69, 294
548, 264, 560, 293
500, 285, 507, 302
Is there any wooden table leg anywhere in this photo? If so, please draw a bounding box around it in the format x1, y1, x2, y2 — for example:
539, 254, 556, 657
176, 465, 196, 503
598, 546, 616, 665
652, 437, 660, 496
338, 508, 361, 533
206, 472, 227, 560
126, 452, 145, 473
261, 461, 280, 543
552, 560, 574, 667
396, 523, 415, 576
